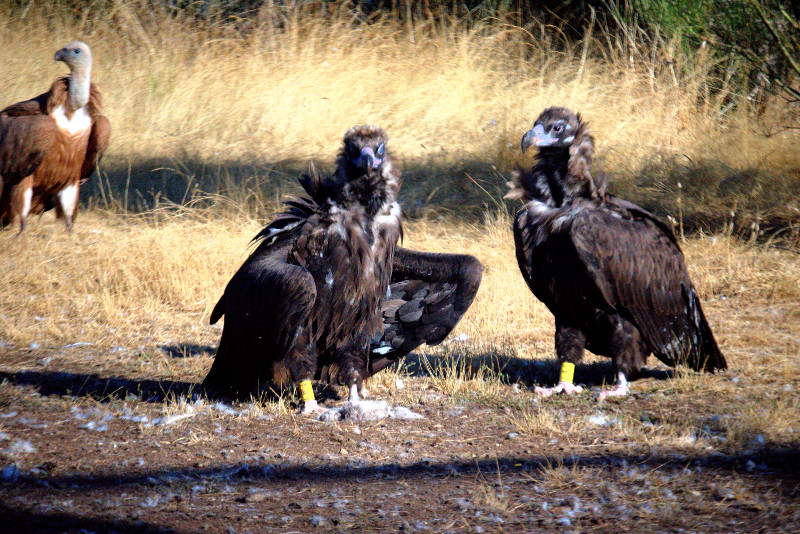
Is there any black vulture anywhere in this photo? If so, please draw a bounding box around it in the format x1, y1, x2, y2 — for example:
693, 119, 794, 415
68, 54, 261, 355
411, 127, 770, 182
506, 107, 726, 399
204, 126, 483, 414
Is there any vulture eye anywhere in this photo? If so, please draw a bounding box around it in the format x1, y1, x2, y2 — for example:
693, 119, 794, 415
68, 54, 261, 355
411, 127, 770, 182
552, 123, 563, 133
376, 144, 385, 157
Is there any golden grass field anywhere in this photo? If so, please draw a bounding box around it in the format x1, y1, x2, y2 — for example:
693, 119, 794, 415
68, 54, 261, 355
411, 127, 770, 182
1, 3, 800, 531
2, 208, 799, 448
2, 2, 798, 173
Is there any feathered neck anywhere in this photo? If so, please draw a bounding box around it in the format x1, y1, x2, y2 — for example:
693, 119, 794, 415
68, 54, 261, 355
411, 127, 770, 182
504, 146, 569, 207
330, 160, 399, 218
505, 121, 603, 207
66, 65, 91, 112
564, 123, 603, 202
535, 146, 570, 206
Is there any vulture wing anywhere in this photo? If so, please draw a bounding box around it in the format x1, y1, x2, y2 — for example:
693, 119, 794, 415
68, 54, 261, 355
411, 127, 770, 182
569, 203, 726, 372
368, 247, 483, 375
80, 114, 111, 182
202, 243, 317, 398
1, 91, 49, 118
0, 113, 57, 186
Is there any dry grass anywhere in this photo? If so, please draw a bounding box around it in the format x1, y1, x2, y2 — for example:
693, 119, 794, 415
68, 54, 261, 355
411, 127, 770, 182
2, 208, 798, 457
1, 2, 798, 206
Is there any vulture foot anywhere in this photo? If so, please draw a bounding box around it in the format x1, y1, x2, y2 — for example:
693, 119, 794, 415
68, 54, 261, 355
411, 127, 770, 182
597, 384, 630, 401
597, 372, 630, 401
300, 399, 326, 416
533, 381, 584, 397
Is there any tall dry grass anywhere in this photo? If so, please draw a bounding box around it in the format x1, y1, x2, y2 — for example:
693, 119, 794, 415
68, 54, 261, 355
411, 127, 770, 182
1, 1, 797, 187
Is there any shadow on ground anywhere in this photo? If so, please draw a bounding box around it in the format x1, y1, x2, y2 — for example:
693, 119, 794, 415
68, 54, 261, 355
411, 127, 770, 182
81, 152, 800, 241
397, 350, 674, 389
0, 347, 673, 406
0, 370, 200, 404
82, 154, 510, 223
1, 444, 799, 533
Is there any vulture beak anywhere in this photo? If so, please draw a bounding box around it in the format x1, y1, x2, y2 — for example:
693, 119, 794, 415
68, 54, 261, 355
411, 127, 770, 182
357, 146, 382, 170
521, 128, 535, 153
522, 124, 560, 152
54, 48, 68, 62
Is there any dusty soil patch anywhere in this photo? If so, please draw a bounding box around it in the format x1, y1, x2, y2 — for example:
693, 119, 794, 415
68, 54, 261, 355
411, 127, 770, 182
1, 344, 799, 533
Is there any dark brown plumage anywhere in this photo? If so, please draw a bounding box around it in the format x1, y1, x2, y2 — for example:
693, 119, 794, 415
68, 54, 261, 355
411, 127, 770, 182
0, 41, 111, 232
507, 107, 726, 399
203, 126, 483, 413
369, 248, 483, 376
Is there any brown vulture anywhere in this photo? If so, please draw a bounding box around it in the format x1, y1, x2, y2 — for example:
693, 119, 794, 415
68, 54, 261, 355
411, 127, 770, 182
203, 126, 483, 414
0, 41, 111, 232
506, 107, 726, 399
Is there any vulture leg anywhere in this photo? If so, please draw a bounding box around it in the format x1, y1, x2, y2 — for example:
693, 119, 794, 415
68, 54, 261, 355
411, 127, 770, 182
298, 379, 325, 415
534, 321, 586, 396
9, 179, 33, 233
347, 383, 372, 403
1, 176, 33, 234
54, 183, 79, 232
282, 328, 330, 416
596, 318, 646, 400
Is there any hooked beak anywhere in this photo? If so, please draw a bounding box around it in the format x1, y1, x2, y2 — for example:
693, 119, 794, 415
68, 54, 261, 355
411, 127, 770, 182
521, 124, 561, 152
54, 48, 68, 62
357, 146, 382, 170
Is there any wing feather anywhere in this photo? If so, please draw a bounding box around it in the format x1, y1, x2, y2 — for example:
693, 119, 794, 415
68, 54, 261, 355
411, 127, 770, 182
368, 247, 483, 375
202, 244, 317, 398
570, 205, 725, 371
80, 114, 111, 181
0, 114, 57, 185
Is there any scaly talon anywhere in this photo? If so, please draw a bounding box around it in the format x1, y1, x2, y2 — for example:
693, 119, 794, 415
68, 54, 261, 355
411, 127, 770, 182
534, 381, 584, 397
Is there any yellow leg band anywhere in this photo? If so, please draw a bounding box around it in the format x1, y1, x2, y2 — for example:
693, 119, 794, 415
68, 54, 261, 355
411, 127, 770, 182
299, 380, 315, 403
559, 362, 575, 384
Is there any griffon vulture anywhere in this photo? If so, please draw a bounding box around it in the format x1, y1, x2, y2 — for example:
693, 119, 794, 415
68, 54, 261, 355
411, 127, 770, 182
506, 107, 726, 399
203, 126, 483, 414
0, 41, 111, 232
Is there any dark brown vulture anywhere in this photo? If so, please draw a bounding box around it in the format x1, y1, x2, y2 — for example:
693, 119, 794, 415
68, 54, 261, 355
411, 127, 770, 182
0, 41, 111, 232
203, 126, 483, 415
506, 107, 726, 399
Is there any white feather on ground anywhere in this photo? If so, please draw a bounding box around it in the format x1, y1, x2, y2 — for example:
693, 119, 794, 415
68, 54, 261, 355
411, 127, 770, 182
318, 400, 423, 422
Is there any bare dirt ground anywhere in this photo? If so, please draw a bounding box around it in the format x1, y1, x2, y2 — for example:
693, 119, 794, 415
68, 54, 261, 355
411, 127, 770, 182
1, 345, 799, 533
1, 217, 799, 533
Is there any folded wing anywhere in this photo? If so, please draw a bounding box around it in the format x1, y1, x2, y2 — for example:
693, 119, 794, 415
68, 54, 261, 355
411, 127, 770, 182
202, 244, 317, 398
570, 203, 726, 372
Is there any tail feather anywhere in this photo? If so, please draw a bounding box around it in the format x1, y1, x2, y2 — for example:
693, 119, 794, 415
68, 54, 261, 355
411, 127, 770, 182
683, 286, 727, 372
209, 295, 225, 325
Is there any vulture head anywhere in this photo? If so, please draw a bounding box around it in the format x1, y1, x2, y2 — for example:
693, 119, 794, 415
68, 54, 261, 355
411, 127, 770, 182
521, 107, 583, 152
337, 125, 391, 180
55, 41, 93, 74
